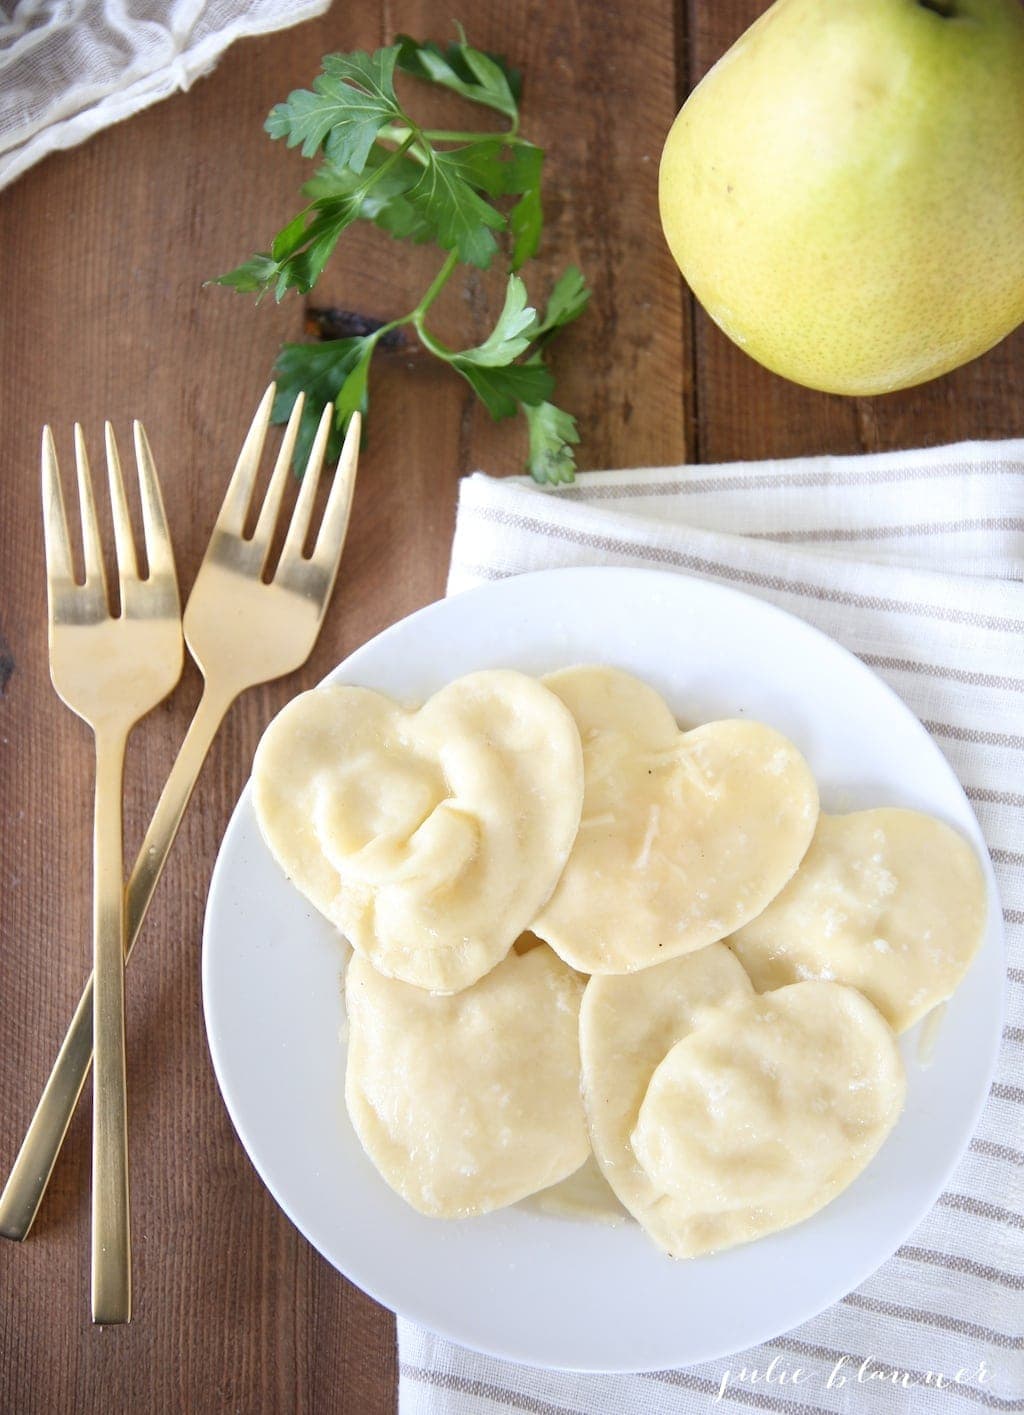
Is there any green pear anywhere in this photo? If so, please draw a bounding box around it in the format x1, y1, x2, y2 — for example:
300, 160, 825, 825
659, 0, 1024, 395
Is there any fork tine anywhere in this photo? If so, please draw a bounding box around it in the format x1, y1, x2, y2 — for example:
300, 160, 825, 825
250, 393, 305, 564
104, 424, 138, 594
311, 412, 361, 570
214, 384, 275, 537
133, 422, 176, 582
41, 427, 74, 585
278, 402, 333, 565
74, 425, 107, 594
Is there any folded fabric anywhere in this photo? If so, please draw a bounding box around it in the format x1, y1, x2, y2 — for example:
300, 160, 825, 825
399, 440, 1024, 1414
0, 0, 329, 191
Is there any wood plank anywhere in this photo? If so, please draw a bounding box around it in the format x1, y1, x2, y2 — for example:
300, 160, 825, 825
0, 1, 686, 1411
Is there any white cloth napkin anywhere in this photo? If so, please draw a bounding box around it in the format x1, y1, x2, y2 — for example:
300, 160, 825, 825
0, 0, 329, 191
399, 442, 1024, 1413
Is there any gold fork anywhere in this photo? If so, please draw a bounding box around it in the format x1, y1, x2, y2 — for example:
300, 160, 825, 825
41, 423, 184, 1324
1, 389, 360, 1244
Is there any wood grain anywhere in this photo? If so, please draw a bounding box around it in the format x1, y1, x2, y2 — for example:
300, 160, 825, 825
4, 0, 1023, 1408
0, 2, 683, 1411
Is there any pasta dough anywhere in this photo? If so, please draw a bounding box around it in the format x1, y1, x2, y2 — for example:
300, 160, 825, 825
344, 946, 589, 1217
533, 666, 819, 972
631, 983, 906, 1257
579, 946, 755, 1246
252, 670, 584, 993
729, 809, 987, 1032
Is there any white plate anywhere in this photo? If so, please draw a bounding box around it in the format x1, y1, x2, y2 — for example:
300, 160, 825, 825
202, 566, 1003, 1373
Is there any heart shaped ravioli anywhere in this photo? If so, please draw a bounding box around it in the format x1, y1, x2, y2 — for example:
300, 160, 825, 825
533, 666, 819, 972
630, 983, 905, 1257
579, 946, 755, 1240
252, 670, 584, 993
729, 808, 987, 1032
344, 945, 589, 1217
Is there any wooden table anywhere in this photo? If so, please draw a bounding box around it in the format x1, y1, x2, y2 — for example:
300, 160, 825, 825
1, 2, 1021, 1410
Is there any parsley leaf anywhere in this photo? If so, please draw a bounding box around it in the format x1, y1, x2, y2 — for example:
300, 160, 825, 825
395, 33, 518, 119
273, 337, 373, 467
451, 361, 554, 419
304, 148, 433, 243
300, 134, 541, 266
509, 185, 542, 269
454, 276, 537, 367
406, 149, 505, 268
502, 141, 544, 193
266, 47, 401, 172
437, 138, 509, 195
320, 47, 401, 98
213, 253, 281, 294
214, 192, 363, 300
506, 144, 544, 267
274, 194, 363, 296
335, 339, 375, 426
445, 274, 549, 414
536, 265, 591, 336
524, 397, 580, 484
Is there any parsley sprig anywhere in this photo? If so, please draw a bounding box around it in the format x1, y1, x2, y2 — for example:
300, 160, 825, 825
214, 29, 589, 483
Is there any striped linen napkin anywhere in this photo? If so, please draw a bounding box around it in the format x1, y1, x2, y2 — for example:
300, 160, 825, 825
398, 441, 1024, 1414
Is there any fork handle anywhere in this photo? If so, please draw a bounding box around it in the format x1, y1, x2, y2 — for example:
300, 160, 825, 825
0, 683, 235, 1244
91, 729, 131, 1325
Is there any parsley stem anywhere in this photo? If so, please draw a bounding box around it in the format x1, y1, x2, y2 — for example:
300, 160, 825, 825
378, 124, 521, 147
423, 128, 520, 143
411, 250, 459, 324
377, 123, 418, 148
415, 325, 453, 360
357, 132, 416, 192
